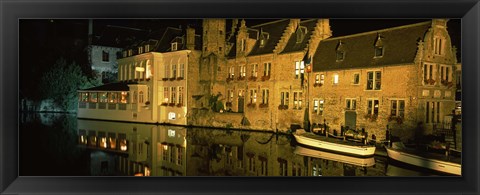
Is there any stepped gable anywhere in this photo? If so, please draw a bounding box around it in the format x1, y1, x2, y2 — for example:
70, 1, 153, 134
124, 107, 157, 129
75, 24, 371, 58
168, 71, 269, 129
313, 21, 431, 72
94, 25, 149, 48
247, 19, 290, 56
280, 19, 318, 54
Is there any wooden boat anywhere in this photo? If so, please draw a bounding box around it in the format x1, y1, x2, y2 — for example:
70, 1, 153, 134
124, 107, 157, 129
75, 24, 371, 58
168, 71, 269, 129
294, 146, 375, 167
385, 142, 461, 175
293, 129, 376, 157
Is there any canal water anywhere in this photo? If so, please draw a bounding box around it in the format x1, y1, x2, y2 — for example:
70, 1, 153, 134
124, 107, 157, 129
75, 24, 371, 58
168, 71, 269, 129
20, 113, 445, 176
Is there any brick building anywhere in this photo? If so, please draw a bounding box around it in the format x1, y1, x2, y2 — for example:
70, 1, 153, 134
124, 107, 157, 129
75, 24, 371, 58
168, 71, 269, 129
309, 19, 458, 141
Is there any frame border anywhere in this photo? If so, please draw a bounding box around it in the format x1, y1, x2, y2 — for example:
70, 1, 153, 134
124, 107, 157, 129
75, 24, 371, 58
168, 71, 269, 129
2, 0, 479, 194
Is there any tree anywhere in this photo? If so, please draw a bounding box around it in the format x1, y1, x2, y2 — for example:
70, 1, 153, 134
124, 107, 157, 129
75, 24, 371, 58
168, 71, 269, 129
39, 58, 100, 112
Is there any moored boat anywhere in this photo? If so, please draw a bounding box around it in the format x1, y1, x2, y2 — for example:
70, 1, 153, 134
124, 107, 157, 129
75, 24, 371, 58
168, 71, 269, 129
293, 129, 376, 157
385, 142, 461, 175
294, 146, 375, 167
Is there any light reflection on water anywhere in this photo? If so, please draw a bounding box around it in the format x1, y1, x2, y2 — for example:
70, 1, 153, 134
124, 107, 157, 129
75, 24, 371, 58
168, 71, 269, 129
20, 113, 441, 176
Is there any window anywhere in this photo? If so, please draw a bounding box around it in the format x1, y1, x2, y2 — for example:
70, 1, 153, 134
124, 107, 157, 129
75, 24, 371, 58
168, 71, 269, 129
346, 98, 356, 110
99, 92, 108, 103
238, 89, 245, 97
320, 74, 325, 85
171, 87, 176, 104
315, 74, 320, 83
145, 45, 150, 52
122, 51, 127, 58
170, 145, 175, 163
229, 66, 235, 78
172, 64, 177, 78
333, 74, 339, 85
179, 64, 185, 78
171, 42, 178, 51
336, 51, 345, 61
264, 62, 271, 76
367, 99, 379, 115
278, 159, 288, 176
138, 46, 143, 54
239, 65, 246, 78
391, 100, 405, 118
425, 101, 441, 123
102, 51, 109, 62
280, 92, 289, 107
139, 91, 144, 103
259, 157, 268, 175
163, 87, 169, 103
319, 100, 324, 115
248, 155, 256, 172
90, 92, 98, 103
262, 89, 269, 104
296, 26, 307, 43
423, 64, 435, 84
177, 147, 183, 165
434, 37, 444, 55
260, 39, 265, 47
313, 99, 319, 114
165, 64, 170, 79
249, 89, 257, 104
295, 61, 304, 79
108, 92, 118, 103
241, 39, 246, 52
353, 73, 360, 84
162, 144, 168, 161
440, 65, 452, 83
366, 71, 381, 90
178, 87, 184, 105
293, 92, 303, 109
374, 46, 383, 57
251, 64, 258, 77
128, 49, 132, 56
227, 89, 234, 102
120, 92, 128, 104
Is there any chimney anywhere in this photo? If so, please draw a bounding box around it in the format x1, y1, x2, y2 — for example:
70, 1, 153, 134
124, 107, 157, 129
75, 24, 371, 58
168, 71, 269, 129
186, 27, 195, 50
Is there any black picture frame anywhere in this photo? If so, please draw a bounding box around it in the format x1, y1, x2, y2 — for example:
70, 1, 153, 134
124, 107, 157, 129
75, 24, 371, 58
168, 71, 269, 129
1, 0, 479, 194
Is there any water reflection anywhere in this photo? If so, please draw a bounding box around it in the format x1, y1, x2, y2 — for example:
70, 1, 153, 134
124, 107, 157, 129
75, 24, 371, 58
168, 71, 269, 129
20, 113, 437, 176
76, 119, 384, 176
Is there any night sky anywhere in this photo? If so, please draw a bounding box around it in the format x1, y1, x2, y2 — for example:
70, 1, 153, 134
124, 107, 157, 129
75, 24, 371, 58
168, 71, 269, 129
19, 18, 461, 100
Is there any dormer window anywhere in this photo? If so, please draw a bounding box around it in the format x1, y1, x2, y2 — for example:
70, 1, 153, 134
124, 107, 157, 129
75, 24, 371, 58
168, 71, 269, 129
241, 39, 246, 52
138, 46, 143, 54
123, 51, 127, 58
171, 42, 178, 51
296, 26, 307, 44
259, 30, 269, 48
374, 34, 384, 58
145, 45, 150, 52
336, 51, 345, 61
336, 41, 345, 61
128, 49, 133, 56
375, 46, 383, 57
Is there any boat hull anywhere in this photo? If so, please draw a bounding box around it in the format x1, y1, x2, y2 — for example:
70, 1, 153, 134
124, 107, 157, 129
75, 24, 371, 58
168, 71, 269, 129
385, 146, 461, 175
294, 146, 375, 167
293, 133, 375, 157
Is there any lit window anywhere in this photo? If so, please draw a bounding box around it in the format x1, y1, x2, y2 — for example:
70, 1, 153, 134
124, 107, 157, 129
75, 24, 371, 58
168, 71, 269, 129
280, 92, 289, 108
251, 64, 258, 77
138, 46, 143, 54
171, 42, 178, 51
333, 74, 339, 84
249, 89, 257, 104
295, 61, 304, 79
293, 92, 303, 109
120, 92, 129, 103
264, 62, 271, 77
262, 89, 269, 104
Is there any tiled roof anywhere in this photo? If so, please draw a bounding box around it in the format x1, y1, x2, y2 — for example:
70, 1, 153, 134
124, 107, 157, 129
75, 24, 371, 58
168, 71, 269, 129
281, 19, 318, 54
247, 19, 290, 56
313, 21, 431, 72
79, 82, 138, 91
93, 25, 149, 48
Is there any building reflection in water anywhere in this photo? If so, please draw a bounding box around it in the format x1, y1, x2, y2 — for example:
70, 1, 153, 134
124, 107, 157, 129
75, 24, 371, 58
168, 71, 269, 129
77, 119, 380, 176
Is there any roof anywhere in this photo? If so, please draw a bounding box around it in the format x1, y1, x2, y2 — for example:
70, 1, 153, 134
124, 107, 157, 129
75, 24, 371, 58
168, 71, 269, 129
281, 19, 318, 54
79, 82, 138, 91
247, 19, 290, 56
313, 21, 431, 72
93, 25, 149, 48
149, 27, 183, 52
